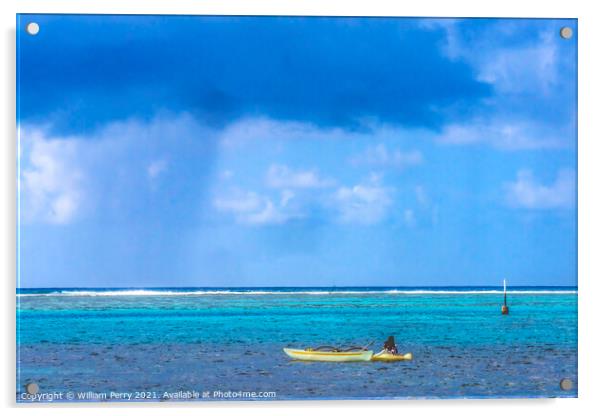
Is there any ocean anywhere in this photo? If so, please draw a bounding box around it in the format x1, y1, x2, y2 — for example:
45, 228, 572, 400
16, 286, 578, 401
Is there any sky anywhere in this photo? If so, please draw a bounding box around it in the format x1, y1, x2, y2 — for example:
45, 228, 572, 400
17, 15, 577, 288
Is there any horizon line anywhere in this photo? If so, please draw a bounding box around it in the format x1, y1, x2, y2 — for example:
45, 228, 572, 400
18, 284, 578, 290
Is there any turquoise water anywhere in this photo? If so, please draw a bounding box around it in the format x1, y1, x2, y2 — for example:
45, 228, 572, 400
17, 287, 577, 401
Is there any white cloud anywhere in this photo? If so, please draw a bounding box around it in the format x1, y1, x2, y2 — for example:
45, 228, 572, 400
403, 209, 416, 227
216, 172, 399, 227
21, 115, 425, 227
219, 117, 349, 148
280, 189, 295, 206
477, 34, 559, 95
425, 20, 561, 95
218, 117, 434, 153
419, 19, 463, 60
266, 164, 334, 189
504, 169, 575, 209
423, 20, 575, 151
220, 170, 234, 180
20, 129, 84, 224
415, 185, 429, 206
213, 189, 297, 225
147, 159, 168, 179
351, 144, 423, 168
333, 174, 394, 224
244, 200, 288, 225
214, 190, 263, 213
19, 113, 208, 225
437, 121, 568, 150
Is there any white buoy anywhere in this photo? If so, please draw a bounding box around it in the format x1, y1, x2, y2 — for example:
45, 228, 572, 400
501, 279, 509, 315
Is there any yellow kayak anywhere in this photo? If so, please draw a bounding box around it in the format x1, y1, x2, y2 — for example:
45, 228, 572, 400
283, 348, 374, 362
371, 350, 413, 362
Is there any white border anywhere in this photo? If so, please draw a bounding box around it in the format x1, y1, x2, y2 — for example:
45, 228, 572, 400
2, 1, 601, 415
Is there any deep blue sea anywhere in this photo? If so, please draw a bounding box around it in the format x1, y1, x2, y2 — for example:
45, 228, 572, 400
17, 286, 577, 401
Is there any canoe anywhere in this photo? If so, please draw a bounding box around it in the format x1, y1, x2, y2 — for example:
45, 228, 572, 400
371, 350, 413, 362
283, 348, 374, 362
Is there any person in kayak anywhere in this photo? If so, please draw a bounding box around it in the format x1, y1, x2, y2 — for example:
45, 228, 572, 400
383, 335, 399, 354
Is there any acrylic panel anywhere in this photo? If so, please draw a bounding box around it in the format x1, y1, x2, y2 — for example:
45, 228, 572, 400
16, 14, 577, 402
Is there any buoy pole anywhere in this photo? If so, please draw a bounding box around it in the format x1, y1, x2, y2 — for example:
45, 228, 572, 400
501, 279, 509, 315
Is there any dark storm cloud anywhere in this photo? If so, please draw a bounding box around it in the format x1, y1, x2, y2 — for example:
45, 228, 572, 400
18, 15, 491, 134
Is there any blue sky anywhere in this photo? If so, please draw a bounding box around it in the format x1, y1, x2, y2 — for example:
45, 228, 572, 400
17, 15, 577, 287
